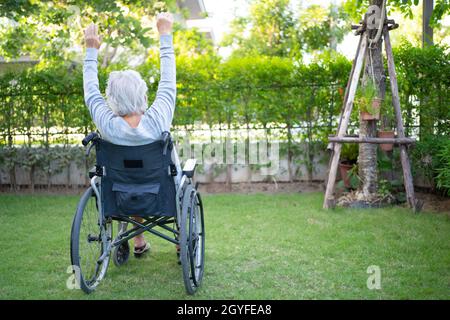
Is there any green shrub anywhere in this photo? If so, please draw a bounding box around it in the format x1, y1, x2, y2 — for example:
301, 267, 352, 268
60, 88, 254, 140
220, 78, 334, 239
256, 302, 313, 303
435, 139, 450, 196
412, 135, 450, 194
355, 80, 379, 115
341, 143, 358, 163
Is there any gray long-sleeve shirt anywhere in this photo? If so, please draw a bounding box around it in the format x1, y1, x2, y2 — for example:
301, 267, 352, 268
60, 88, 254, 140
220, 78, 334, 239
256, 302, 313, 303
83, 34, 176, 146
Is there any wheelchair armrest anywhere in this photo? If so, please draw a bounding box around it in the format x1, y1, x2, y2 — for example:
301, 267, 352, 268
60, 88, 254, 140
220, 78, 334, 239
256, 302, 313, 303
182, 159, 197, 178
88, 165, 104, 178
88, 166, 97, 179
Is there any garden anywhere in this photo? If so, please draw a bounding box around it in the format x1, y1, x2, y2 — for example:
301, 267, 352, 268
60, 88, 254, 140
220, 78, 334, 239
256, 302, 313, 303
1, 193, 449, 299
0, 0, 449, 300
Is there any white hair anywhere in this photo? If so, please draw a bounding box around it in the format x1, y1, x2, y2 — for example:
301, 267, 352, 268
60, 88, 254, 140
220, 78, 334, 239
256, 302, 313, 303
105, 70, 148, 116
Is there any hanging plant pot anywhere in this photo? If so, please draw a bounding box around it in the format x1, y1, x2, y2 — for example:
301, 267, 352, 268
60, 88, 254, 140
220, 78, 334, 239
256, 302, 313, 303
378, 130, 395, 152
360, 97, 381, 121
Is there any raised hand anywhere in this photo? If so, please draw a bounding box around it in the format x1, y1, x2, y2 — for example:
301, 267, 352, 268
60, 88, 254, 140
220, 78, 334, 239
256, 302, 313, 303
84, 23, 101, 49
156, 12, 173, 35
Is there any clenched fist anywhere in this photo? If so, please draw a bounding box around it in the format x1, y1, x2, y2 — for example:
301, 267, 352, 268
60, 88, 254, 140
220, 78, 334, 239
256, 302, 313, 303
156, 12, 173, 35
84, 23, 101, 49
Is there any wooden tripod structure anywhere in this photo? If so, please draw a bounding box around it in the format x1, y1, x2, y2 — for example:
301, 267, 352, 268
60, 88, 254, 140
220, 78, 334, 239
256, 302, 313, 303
323, 15, 420, 212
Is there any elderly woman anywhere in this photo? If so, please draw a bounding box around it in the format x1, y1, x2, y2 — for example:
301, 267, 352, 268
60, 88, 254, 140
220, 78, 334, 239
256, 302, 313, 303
83, 12, 176, 257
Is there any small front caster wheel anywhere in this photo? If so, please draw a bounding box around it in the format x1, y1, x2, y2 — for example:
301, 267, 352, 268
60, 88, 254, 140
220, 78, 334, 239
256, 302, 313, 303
113, 241, 130, 267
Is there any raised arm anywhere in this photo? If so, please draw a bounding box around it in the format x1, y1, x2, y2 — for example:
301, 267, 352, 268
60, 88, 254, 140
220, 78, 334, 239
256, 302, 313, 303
147, 13, 176, 132
83, 24, 114, 132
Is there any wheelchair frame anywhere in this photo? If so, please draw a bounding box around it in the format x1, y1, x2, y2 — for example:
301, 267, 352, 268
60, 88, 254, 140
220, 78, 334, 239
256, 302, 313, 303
70, 133, 205, 295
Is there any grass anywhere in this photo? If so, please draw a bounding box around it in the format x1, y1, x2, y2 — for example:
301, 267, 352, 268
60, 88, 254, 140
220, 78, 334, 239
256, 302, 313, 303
0, 192, 449, 300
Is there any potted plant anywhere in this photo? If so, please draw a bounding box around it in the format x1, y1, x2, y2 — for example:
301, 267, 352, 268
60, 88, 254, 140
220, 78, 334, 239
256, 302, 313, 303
378, 92, 395, 152
355, 80, 381, 121
339, 143, 358, 189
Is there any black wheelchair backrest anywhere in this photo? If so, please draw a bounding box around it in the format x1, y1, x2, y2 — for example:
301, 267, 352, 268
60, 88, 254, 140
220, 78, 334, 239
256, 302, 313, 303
94, 135, 177, 218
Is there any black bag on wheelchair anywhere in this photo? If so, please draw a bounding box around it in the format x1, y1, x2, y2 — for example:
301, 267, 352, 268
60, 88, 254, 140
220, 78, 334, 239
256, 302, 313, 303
95, 138, 177, 218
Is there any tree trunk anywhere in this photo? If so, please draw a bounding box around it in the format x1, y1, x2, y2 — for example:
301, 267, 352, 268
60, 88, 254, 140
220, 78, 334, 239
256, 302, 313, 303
246, 121, 252, 183
208, 126, 215, 184
329, 0, 339, 51
358, 0, 385, 198
287, 122, 293, 183
226, 123, 232, 191
306, 92, 314, 183
9, 167, 17, 192
30, 165, 35, 193
423, 0, 434, 47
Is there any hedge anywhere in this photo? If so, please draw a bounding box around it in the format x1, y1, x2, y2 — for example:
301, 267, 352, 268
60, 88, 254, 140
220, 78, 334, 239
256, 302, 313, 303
0, 43, 448, 193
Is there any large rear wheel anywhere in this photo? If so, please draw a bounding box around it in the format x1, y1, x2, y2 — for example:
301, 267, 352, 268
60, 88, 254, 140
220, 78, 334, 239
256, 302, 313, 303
180, 184, 205, 294
70, 187, 111, 293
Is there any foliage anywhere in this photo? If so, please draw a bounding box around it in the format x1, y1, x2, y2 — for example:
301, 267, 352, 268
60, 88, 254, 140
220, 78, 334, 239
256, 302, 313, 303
380, 91, 395, 130
0, 37, 447, 192
393, 42, 450, 137
378, 178, 403, 199
351, 164, 362, 189
222, 0, 351, 58
435, 139, 450, 196
411, 135, 450, 194
298, 4, 349, 52
0, 0, 177, 64
343, 0, 450, 27
377, 151, 404, 198
355, 79, 379, 115
222, 0, 299, 58
341, 143, 359, 162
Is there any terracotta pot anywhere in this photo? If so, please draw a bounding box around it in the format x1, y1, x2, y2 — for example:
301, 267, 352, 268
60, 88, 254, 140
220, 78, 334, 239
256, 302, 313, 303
378, 130, 395, 152
339, 161, 354, 189
361, 98, 381, 121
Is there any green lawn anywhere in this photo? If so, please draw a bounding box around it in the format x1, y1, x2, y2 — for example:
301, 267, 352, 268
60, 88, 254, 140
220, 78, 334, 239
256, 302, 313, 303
0, 192, 449, 299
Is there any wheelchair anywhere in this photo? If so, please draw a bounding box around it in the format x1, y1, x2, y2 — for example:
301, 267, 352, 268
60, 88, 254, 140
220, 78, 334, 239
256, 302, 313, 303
70, 132, 205, 295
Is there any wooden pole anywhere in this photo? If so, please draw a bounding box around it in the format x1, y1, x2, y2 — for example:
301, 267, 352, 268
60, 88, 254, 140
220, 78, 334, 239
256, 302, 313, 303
324, 34, 364, 192
327, 34, 364, 152
323, 34, 368, 209
384, 28, 419, 212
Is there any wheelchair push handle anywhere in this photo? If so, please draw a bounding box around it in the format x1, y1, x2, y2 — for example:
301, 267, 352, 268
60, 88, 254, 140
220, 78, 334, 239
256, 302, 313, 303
82, 132, 99, 157
161, 131, 173, 156
82, 132, 99, 147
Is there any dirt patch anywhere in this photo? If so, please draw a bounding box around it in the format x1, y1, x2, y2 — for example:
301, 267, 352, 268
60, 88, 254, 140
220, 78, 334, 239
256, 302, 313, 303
198, 181, 324, 194
0, 181, 324, 196
1, 183, 448, 214
416, 191, 450, 214
0, 185, 86, 196
337, 190, 398, 209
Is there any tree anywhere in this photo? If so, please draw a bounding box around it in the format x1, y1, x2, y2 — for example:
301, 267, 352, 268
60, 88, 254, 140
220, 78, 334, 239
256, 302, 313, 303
221, 0, 300, 58
0, 0, 177, 65
343, 0, 450, 46
423, 0, 434, 46
297, 3, 349, 52
222, 0, 351, 59
344, 0, 449, 22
